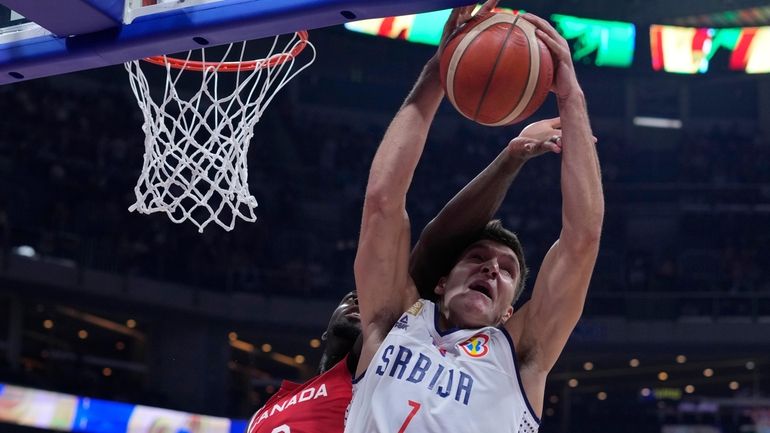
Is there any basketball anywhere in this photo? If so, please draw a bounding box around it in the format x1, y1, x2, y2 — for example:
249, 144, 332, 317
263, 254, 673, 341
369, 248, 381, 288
440, 12, 554, 126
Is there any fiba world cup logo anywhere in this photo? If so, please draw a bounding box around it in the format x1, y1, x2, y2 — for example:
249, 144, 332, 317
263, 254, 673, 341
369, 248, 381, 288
460, 334, 490, 358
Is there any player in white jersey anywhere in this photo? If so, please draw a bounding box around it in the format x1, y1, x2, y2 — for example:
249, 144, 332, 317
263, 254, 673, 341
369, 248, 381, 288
347, 1, 604, 432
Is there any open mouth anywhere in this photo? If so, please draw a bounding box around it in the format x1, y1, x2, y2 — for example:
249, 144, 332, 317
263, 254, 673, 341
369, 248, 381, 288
468, 283, 493, 301
344, 310, 361, 321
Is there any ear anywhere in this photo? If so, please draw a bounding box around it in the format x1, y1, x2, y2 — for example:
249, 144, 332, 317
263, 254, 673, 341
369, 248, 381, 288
321, 331, 328, 341
501, 305, 514, 323
434, 277, 448, 296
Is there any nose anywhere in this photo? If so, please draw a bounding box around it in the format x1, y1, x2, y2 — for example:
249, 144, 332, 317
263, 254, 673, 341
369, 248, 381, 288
481, 260, 499, 279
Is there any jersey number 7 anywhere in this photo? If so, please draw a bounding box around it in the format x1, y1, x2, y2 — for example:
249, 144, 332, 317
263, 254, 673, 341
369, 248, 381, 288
397, 400, 422, 433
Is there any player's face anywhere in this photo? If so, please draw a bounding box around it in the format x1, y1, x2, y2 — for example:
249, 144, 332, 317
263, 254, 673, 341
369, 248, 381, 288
436, 240, 517, 328
323, 291, 361, 343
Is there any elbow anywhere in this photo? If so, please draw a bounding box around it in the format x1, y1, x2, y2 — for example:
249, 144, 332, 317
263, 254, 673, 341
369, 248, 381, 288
563, 217, 603, 253
580, 227, 602, 249
363, 186, 404, 217
569, 226, 602, 254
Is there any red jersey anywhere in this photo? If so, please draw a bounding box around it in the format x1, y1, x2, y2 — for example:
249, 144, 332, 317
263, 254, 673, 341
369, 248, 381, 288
247, 356, 353, 433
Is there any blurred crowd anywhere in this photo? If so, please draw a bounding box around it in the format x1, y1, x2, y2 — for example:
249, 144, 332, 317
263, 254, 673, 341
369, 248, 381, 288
0, 76, 769, 320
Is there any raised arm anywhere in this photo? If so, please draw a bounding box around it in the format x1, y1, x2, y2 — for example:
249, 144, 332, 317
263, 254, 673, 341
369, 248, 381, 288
410, 118, 564, 299
354, 59, 443, 336
354, 4, 485, 375
507, 13, 604, 409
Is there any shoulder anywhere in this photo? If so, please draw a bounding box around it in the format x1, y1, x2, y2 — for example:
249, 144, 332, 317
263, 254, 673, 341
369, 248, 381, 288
394, 299, 434, 330
382, 299, 433, 332
314, 359, 355, 391
406, 299, 431, 316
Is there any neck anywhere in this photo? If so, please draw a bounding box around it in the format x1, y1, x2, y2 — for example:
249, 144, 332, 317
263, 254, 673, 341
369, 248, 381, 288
438, 300, 502, 330
318, 338, 355, 373
318, 352, 344, 374
438, 314, 454, 332
437, 301, 459, 332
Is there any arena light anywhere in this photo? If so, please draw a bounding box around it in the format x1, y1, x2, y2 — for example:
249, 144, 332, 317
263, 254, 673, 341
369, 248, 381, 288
551, 14, 635, 67
12, 245, 36, 257
650, 24, 770, 74
230, 339, 255, 353
633, 116, 683, 129
56, 306, 144, 340
271, 352, 299, 367
270, 350, 311, 370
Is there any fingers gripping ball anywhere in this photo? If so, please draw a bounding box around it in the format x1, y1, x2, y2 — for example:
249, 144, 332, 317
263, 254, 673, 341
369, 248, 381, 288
440, 12, 554, 126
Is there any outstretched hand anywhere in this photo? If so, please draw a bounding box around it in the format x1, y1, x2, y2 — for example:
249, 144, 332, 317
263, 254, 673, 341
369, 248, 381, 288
508, 117, 597, 161
508, 117, 562, 161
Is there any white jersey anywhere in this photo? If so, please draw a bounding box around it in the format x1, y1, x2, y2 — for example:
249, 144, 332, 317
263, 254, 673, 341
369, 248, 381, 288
345, 299, 540, 433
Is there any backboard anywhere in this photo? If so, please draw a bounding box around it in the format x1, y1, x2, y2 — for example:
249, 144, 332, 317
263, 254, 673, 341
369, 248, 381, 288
0, 0, 472, 84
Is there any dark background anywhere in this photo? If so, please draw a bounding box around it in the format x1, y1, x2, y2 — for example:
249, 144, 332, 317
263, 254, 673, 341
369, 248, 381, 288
1, 1, 770, 432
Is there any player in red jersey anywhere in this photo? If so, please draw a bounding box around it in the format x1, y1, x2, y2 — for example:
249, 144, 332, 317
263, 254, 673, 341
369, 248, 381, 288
246, 291, 361, 433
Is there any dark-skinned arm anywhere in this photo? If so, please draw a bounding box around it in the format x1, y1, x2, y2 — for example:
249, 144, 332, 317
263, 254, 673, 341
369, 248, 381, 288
410, 118, 563, 298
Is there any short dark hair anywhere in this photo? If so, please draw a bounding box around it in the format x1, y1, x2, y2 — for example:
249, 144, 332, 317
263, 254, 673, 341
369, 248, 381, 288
477, 220, 529, 304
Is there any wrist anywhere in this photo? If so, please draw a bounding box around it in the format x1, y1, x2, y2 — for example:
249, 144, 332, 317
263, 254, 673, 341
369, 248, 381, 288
502, 142, 529, 168
505, 156, 528, 172
403, 60, 445, 110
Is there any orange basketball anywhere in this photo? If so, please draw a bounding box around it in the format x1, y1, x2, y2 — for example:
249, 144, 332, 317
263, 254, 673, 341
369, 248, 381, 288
440, 12, 554, 126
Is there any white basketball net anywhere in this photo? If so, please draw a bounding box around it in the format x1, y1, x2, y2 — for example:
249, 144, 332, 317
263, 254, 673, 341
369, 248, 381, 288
125, 33, 315, 232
